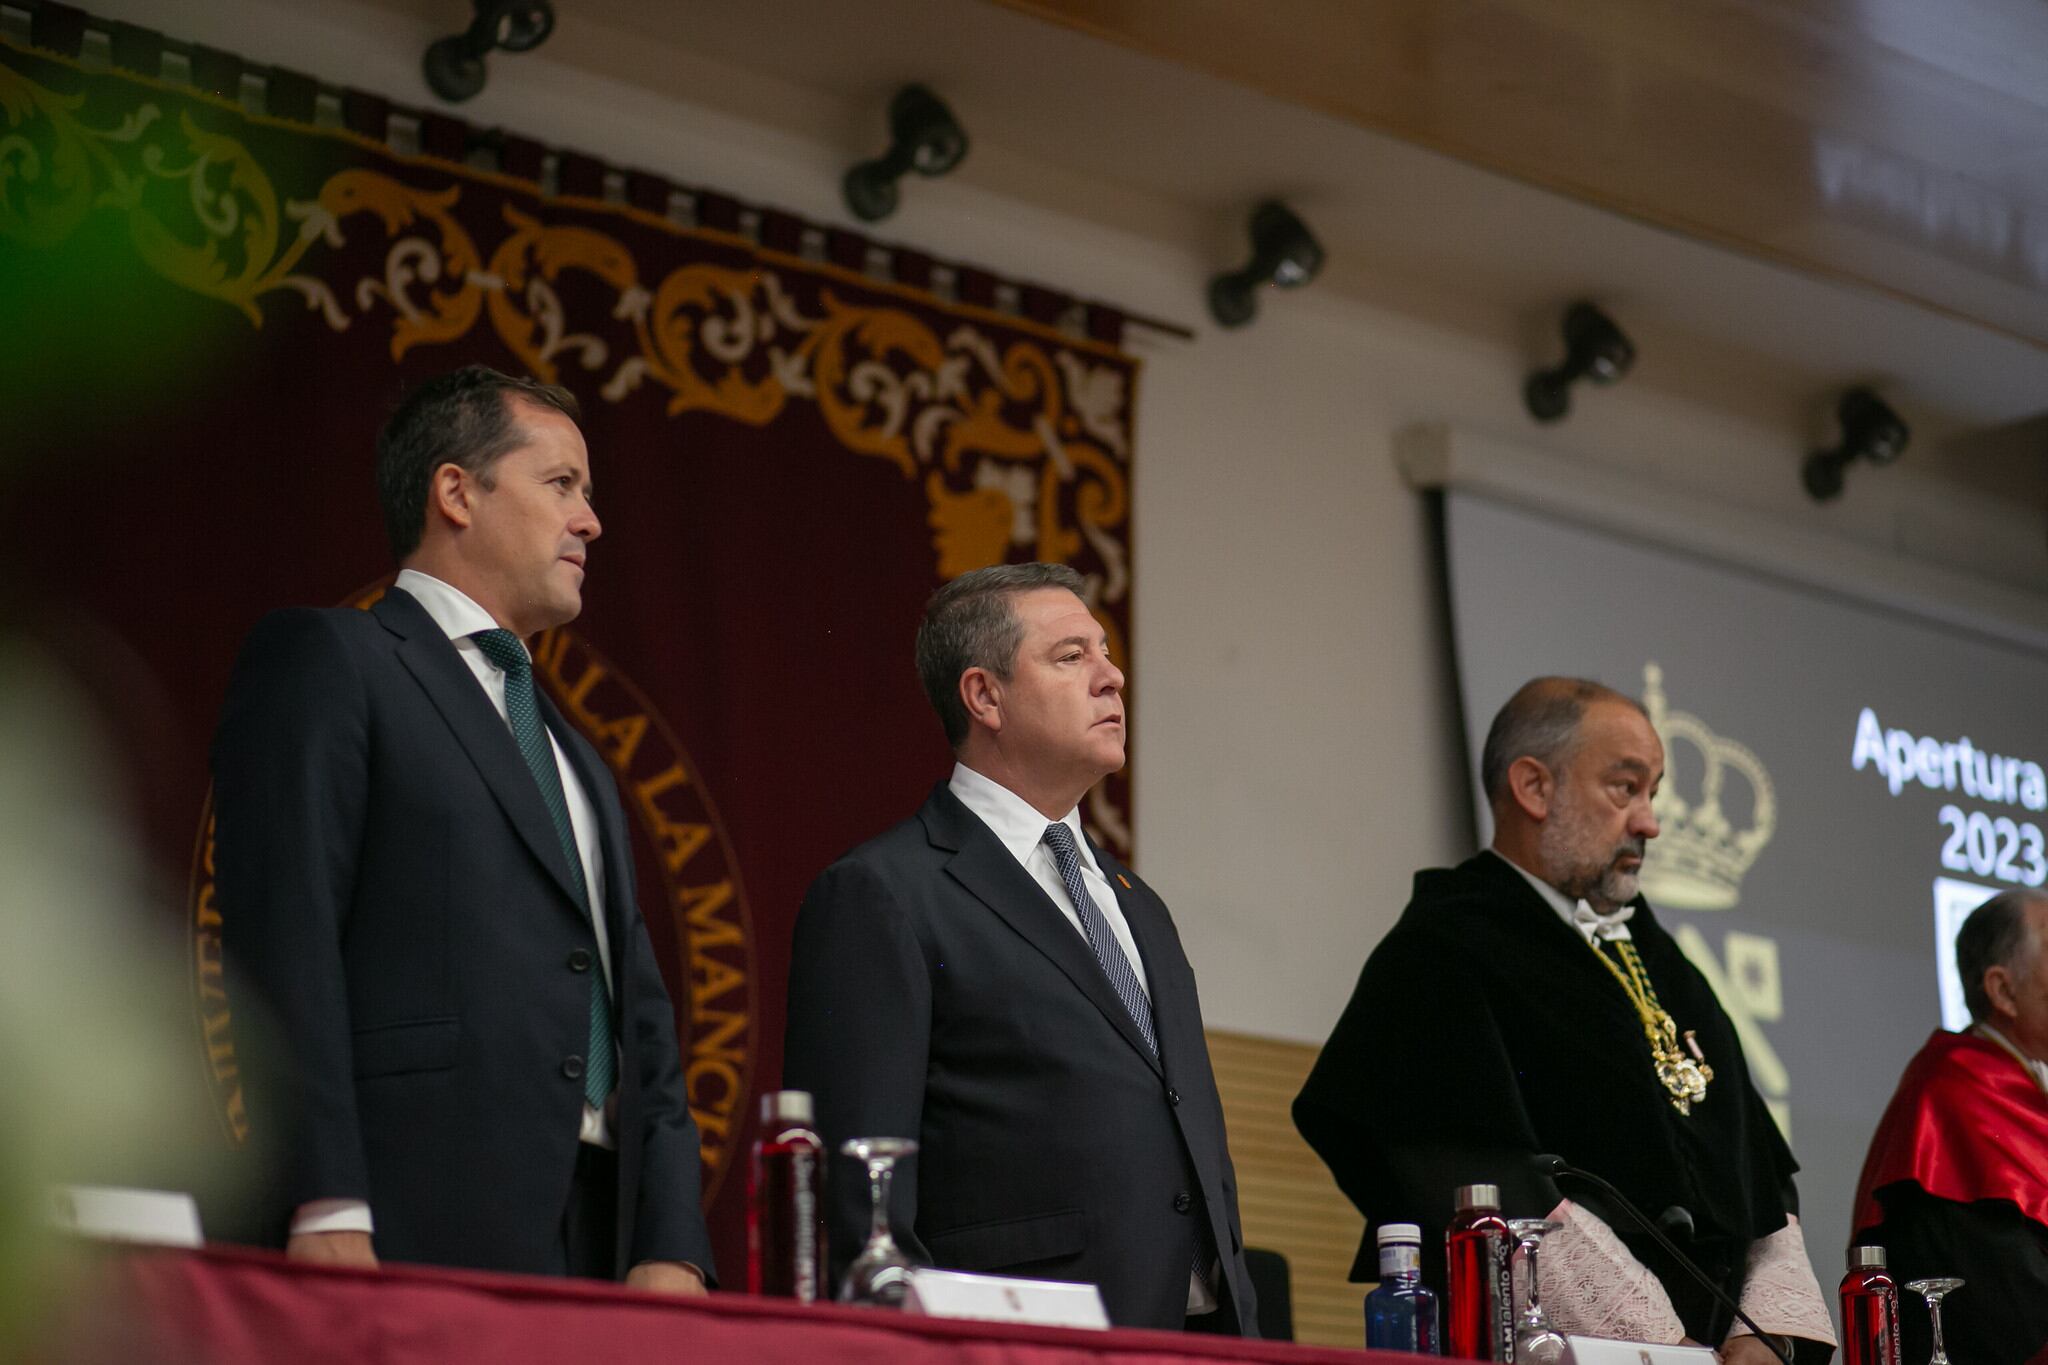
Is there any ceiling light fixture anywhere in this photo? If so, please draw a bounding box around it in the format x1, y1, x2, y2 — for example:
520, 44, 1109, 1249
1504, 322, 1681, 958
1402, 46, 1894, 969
843, 85, 970, 223
1803, 387, 1909, 501
423, 1, 556, 104
1207, 201, 1324, 329
1524, 302, 1635, 422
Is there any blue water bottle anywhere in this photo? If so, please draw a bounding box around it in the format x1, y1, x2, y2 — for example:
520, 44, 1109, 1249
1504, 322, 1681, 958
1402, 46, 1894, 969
1366, 1221, 1441, 1353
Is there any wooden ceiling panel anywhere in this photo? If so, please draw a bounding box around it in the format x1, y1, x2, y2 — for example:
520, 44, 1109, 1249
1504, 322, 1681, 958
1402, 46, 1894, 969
994, 0, 2048, 350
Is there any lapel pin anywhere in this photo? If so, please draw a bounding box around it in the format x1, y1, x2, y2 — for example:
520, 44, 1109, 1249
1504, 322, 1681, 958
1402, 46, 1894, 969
1117, 873, 1132, 890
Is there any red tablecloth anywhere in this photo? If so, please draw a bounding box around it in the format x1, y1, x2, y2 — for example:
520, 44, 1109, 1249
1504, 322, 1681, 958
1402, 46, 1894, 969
35, 1244, 1396, 1365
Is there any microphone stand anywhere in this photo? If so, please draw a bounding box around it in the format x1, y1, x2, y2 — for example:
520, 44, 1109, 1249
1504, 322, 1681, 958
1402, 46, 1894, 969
1534, 1154, 1794, 1365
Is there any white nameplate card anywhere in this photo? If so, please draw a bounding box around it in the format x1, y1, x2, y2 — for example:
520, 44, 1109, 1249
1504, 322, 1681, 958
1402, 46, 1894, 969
49, 1184, 204, 1248
1568, 1336, 1721, 1365
901, 1268, 1110, 1330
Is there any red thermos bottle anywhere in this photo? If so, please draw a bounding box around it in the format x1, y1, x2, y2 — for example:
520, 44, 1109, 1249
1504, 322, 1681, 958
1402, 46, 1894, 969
748, 1090, 824, 1300
1446, 1183, 1514, 1361
1840, 1245, 1902, 1365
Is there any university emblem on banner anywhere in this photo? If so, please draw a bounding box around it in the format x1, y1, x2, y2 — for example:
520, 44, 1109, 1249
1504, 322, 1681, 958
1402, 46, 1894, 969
188, 586, 757, 1199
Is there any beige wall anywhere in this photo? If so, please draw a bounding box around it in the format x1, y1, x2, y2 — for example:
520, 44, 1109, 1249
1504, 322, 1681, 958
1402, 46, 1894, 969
87, 0, 2048, 1047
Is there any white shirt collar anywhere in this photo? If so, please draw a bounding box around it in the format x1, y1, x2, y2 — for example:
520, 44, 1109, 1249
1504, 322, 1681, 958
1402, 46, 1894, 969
950, 762, 1098, 873
1487, 848, 1633, 943
394, 569, 513, 651
1972, 1023, 2048, 1096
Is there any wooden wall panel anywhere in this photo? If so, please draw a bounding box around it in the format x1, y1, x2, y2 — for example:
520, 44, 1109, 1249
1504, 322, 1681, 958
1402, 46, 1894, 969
1206, 1028, 1364, 1350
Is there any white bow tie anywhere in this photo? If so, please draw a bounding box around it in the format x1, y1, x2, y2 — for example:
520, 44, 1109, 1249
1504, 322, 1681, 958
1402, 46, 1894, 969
1572, 901, 1635, 943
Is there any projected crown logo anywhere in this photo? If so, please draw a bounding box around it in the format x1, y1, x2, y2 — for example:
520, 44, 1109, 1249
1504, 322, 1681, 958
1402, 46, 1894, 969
1639, 663, 1776, 910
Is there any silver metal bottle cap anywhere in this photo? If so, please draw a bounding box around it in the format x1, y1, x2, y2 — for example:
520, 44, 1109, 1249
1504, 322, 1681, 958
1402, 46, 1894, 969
1454, 1183, 1501, 1211
1850, 1245, 1887, 1269
760, 1089, 814, 1125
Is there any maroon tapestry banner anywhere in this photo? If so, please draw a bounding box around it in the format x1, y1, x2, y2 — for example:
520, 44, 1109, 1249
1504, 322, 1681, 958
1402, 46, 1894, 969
0, 36, 1138, 1279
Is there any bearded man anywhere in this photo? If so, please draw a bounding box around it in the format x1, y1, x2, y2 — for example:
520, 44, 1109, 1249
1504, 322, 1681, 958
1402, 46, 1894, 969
1294, 678, 1834, 1362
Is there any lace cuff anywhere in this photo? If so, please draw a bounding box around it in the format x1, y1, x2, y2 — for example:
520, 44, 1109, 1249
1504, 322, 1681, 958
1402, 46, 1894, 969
1727, 1215, 1837, 1347
1538, 1198, 1687, 1344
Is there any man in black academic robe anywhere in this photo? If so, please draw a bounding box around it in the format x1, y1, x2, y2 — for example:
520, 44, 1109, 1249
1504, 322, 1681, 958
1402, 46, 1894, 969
1295, 677, 1833, 1363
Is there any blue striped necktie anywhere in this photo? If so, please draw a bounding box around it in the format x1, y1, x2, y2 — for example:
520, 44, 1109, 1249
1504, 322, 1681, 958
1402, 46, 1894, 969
1041, 821, 1156, 1055
1041, 823, 1218, 1288
472, 628, 616, 1110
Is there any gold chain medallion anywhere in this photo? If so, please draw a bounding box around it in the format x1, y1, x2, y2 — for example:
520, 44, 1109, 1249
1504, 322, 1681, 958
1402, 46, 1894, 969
1591, 939, 1715, 1114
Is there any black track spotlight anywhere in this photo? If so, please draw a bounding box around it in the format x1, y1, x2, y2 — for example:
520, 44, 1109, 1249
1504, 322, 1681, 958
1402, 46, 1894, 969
1802, 387, 1909, 501
1523, 302, 1636, 422
423, 0, 556, 104
842, 85, 970, 223
1207, 201, 1324, 329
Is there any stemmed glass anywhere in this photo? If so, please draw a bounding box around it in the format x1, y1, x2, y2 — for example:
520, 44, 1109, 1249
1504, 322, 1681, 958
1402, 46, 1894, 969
838, 1137, 918, 1307
1507, 1218, 1569, 1365
1904, 1278, 1964, 1365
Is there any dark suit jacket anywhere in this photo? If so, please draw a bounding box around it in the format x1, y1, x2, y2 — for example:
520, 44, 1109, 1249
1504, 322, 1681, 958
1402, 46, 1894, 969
210, 586, 714, 1279
782, 781, 1257, 1333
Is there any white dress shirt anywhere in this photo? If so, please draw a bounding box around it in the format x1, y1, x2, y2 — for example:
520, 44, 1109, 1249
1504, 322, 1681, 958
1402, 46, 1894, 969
1490, 847, 1634, 943
291, 570, 618, 1240
948, 762, 1147, 994
948, 762, 1218, 1313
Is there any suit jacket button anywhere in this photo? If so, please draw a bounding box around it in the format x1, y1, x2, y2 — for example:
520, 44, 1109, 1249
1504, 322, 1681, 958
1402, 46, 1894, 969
567, 948, 593, 972
562, 1056, 586, 1080
1173, 1191, 1193, 1214
1167, 1087, 1180, 1106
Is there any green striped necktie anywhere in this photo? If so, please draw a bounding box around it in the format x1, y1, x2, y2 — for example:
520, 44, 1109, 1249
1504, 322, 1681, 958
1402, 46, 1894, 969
472, 628, 616, 1110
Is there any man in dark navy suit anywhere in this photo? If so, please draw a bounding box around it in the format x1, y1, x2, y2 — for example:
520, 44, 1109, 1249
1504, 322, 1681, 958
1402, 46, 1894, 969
783, 562, 1257, 1333
212, 366, 712, 1289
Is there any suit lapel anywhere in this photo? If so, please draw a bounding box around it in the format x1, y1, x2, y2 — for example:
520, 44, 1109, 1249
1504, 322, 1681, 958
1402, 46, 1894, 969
924, 785, 1164, 1077
374, 590, 586, 914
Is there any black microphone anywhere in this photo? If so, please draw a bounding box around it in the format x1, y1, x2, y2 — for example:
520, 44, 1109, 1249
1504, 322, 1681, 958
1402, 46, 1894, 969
1533, 1154, 1794, 1365
1658, 1204, 1696, 1242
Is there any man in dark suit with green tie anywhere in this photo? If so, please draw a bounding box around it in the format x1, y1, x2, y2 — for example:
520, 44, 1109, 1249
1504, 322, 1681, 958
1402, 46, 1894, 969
212, 366, 712, 1288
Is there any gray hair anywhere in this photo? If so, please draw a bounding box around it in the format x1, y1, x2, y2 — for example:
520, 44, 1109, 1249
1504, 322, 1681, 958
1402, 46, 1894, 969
1957, 890, 2046, 1023
1480, 676, 1648, 804
915, 562, 1086, 748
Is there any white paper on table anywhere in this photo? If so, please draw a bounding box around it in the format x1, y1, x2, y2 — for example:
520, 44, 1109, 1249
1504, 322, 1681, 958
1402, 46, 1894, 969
49, 1184, 204, 1247
1566, 1334, 1721, 1365
901, 1267, 1110, 1330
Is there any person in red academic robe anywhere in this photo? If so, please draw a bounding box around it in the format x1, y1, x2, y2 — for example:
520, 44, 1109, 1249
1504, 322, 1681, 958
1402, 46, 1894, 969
1851, 890, 2048, 1365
